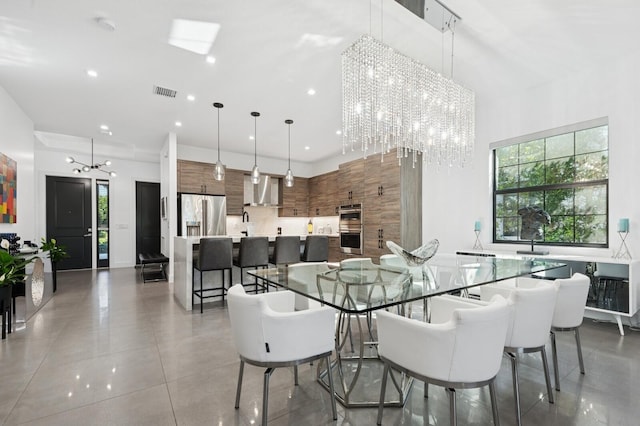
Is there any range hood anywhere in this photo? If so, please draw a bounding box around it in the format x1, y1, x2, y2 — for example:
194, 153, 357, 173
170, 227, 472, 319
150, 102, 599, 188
243, 174, 281, 207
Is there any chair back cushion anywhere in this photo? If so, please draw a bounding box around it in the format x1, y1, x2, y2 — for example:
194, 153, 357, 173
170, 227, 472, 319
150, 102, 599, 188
237, 237, 269, 267
272, 236, 301, 264
552, 273, 590, 328
227, 284, 334, 363
377, 297, 509, 383
197, 238, 233, 270
483, 281, 557, 348
287, 262, 332, 310
303, 235, 329, 262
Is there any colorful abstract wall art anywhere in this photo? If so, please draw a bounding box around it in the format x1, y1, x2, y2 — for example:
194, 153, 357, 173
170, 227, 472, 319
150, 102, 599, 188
0, 153, 17, 223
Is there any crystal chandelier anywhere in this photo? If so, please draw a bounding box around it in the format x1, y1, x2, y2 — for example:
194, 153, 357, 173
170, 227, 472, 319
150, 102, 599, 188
341, 34, 475, 167
66, 138, 116, 177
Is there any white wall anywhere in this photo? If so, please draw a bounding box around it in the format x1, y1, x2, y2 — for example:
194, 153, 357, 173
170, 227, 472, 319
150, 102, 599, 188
34, 146, 160, 268
424, 49, 640, 258
0, 86, 35, 241
160, 133, 177, 280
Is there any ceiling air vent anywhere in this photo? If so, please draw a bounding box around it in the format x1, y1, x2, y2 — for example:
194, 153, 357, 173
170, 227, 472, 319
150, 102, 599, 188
153, 85, 177, 98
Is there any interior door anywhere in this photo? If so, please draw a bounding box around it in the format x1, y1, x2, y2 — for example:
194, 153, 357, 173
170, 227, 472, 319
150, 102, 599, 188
136, 181, 161, 263
46, 176, 92, 270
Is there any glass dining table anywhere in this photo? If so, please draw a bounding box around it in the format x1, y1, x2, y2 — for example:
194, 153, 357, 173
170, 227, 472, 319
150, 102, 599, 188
248, 254, 565, 408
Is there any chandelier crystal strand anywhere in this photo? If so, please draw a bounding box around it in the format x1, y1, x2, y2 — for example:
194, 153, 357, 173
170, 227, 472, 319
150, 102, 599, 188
342, 34, 474, 168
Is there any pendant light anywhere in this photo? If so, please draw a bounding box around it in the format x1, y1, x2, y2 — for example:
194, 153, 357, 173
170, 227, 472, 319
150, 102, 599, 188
284, 119, 294, 187
213, 102, 225, 181
250, 111, 261, 184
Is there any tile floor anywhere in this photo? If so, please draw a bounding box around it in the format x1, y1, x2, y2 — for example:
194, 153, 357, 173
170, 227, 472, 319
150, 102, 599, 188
1, 267, 639, 425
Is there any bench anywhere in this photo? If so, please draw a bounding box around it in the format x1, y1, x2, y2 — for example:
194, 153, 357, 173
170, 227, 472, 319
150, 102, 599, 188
138, 253, 169, 282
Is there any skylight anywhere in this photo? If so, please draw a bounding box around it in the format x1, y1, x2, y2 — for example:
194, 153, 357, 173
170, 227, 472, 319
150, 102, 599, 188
168, 19, 220, 55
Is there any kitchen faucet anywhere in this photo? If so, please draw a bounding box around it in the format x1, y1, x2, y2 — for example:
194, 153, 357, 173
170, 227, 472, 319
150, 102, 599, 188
242, 211, 249, 223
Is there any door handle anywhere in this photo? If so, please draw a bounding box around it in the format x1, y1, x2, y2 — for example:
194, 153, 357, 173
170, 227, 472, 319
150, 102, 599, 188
84, 233, 92, 237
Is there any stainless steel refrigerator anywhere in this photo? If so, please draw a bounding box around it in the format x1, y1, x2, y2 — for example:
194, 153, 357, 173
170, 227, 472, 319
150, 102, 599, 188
178, 193, 227, 236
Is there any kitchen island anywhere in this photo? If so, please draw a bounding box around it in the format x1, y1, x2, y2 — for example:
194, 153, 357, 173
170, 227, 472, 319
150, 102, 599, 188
175, 235, 336, 310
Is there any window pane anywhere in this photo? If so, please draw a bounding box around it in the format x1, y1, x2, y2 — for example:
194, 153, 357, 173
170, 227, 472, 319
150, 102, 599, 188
576, 125, 608, 154
546, 133, 573, 159
545, 188, 574, 216
517, 191, 543, 210
496, 217, 519, 240
519, 139, 544, 163
575, 152, 608, 181
97, 183, 109, 227
575, 215, 606, 244
98, 230, 109, 261
545, 156, 575, 184
545, 216, 574, 243
496, 145, 519, 167
497, 165, 518, 190
496, 193, 518, 216
575, 185, 607, 215
519, 161, 545, 188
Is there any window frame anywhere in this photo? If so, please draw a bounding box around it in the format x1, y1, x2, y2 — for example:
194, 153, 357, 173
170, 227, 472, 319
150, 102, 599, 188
491, 118, 609, 248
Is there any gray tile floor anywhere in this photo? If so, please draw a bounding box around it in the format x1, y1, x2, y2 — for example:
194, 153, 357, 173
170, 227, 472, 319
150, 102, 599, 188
1, 267, 639, 425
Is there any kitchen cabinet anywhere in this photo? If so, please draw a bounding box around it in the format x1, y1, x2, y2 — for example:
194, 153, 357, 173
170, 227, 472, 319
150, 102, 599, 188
308, 170, 339, 216
177, 160, 225, 195
279, 177, 309, 217
328, 236, 341, 262
338, 158, 365, 204
225, 169, 245, 216
362, 150, 421, 260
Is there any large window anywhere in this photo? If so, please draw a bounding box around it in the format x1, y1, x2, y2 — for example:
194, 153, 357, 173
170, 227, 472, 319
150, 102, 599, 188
493, 120, 609, 247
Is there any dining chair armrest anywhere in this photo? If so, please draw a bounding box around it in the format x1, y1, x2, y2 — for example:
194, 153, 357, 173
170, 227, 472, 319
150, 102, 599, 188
262, 306, 335, 361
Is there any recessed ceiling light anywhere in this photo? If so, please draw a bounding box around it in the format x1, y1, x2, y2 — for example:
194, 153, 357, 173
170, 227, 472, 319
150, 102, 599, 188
336, 130, 342, 135
100, 124, 109, 130
168, 19, 221, 55
307, 88, 316, 96
175, 121, 182, 127
305, 146, 310, 150
187, 94, 195, 101
206, 55, 216, 64
86, 69, 98, 78
249, 135, 254, 140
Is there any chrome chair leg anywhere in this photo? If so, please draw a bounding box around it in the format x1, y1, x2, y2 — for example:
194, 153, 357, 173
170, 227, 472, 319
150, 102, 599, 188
541, 346, 554, 403
376, 363, 390, 425
489, 380, 500, 426
234, 361, 245, 409
508, 352, 522, 426
551, 331, 560, 391
575, 328, 585, 374
446, 387, 457, 426
325, 355, 337, 420
262, 367, 274, 426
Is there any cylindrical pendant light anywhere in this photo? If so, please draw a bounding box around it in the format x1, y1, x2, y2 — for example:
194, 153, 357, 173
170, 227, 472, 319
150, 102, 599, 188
250, 111, 261, 184
284, 119, 294, 188
213, 102, 225, 181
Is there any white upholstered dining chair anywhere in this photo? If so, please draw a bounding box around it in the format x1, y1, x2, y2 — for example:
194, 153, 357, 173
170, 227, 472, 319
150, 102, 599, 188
376, 294, 510, 426
550, 273, 590, 390
227, 284, 337, 425
480, 279, 557, 426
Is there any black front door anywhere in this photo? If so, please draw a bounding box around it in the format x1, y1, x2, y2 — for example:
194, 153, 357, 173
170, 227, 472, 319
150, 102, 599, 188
135, 181, 161, 263
46, 176, 92, 270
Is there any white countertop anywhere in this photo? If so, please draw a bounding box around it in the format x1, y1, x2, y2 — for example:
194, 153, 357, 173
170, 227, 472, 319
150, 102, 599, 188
175, 234, 339, 244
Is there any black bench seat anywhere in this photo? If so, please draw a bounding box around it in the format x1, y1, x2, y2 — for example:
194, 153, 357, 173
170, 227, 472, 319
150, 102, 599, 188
138, 253, 169, 282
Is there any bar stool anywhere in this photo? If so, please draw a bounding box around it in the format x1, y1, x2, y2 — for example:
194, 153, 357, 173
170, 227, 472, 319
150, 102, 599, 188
192, 238, 233, 313
302, 235, 328, 262
269, 236, 300, 266
233, 237, 269, 293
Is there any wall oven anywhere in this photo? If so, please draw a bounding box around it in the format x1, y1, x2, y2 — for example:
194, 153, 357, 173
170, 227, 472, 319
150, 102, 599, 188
339, 203, 363, 254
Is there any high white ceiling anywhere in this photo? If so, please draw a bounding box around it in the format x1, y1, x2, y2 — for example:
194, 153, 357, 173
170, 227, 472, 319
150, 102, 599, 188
2, 0, 639, 163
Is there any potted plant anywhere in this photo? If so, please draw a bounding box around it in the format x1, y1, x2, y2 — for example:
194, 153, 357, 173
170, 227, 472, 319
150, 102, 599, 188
0, 239, 33, 312
40, 238, 68, 293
